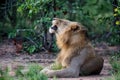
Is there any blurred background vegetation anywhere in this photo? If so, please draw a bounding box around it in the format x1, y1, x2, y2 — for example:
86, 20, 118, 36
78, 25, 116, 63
0, 0, 120, 54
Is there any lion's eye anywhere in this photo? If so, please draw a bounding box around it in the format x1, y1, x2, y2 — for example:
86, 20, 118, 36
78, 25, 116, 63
52, 20, 56, 24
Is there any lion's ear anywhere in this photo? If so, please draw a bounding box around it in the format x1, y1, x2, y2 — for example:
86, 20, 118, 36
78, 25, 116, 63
71, 25, 87, 32
71, 25, 79, 31
69, 22, 80, 32
69, 22, 87, 32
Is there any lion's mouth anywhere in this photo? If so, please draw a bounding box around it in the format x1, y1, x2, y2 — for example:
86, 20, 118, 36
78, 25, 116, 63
51, 25, 58, 31
49, 25, 58, 33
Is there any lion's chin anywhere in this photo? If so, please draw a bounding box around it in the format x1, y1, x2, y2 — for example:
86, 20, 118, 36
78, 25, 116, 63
49, 28, 56, 34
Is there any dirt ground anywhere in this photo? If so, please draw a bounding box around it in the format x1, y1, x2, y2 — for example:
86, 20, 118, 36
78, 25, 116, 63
0, 40, 120, 80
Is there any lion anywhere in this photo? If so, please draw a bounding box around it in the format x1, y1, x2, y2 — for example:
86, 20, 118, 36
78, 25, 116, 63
41, 18, 104, 78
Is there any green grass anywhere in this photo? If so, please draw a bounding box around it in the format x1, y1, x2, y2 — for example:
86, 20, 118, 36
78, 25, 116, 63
0, 63, 48, 80
105, 52, 120, 80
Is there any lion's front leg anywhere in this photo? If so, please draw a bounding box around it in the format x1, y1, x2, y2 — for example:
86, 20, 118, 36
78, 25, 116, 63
56, 52, 63, 64
62, 53, 75, 68
45, 67, 79, 78
41, 49, 88, 78
62, 57, 71, 68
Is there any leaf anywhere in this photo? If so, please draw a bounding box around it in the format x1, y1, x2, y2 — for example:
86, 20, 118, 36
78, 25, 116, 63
27, 45, 36, 54
86, 0, 97, 5
29, 10, 33, 14
0, 77, 5, 80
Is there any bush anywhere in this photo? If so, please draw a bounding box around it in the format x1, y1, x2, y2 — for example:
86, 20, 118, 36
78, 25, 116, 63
1, 0, 120, 54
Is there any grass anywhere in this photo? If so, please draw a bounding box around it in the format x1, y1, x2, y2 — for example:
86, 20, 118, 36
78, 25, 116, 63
105, 52, 120, 80
2, 52, 120, 80
51, 63, 62, 70
0, 63, 48, 80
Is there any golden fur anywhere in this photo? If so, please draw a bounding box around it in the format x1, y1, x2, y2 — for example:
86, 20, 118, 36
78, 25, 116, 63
41, 18, 104, 77
51, 18, 95, 68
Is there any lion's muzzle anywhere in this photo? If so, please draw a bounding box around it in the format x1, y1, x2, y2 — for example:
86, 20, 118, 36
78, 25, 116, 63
49, 25, 57, 33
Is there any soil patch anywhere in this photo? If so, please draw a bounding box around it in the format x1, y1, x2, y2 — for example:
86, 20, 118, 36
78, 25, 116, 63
0, 40, 119, 80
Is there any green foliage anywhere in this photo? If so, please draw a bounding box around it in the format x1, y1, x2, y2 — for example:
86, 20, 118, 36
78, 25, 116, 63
0, 0, 120, 53
74, 0, 120, 45
105, 74, 120, 80
0, 66, 14, 80
0, 63, 48, 80
17, 0, 52, 18
15, 66, 24, 76
15, 0, 55, 53
26, 63, 43, 76
77, 0, 113, 35
105, 52, 120, 80
0, 16, 17, 40
17, 63, 47, 80
114, 7, 120, 25
108, 26, 120, 45
22, 63, 47, 80
110, 52, 120, 73
26, 45, 36, 54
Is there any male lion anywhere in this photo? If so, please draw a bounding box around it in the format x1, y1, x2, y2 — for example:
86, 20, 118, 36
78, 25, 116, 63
41, 18, 104, 78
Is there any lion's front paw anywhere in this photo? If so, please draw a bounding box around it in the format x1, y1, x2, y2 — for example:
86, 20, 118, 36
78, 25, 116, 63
45, 70, 56, 77
40, 68, 49, 74
40, 69, 56, 77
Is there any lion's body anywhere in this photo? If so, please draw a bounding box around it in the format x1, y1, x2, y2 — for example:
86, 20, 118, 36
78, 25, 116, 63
41, 18, 104, 77
55, 25, 95, 68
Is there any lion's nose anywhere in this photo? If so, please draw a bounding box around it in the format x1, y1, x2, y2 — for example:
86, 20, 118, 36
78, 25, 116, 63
51, 25, 57, 31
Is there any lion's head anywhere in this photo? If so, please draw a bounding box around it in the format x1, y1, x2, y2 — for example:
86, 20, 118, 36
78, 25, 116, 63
49, 18, 87, 35
49, 18, 88, 48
